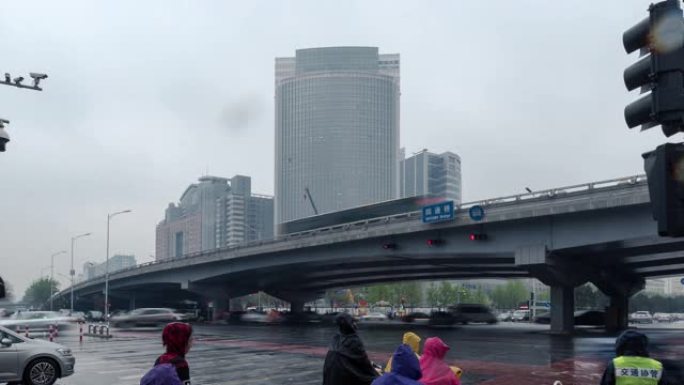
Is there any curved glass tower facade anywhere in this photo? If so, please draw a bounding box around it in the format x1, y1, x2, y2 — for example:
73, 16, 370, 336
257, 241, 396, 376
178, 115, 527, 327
275, 47, 400, 226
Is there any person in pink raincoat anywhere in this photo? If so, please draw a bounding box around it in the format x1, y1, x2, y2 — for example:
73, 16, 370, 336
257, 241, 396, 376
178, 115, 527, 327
419, 337, 460, 385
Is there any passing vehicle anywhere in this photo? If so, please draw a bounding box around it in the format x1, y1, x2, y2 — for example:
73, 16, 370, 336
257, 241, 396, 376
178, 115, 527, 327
110, 308, 183, 328
629, 311, 653, 324
534, 310, 605, 326
0, 311, 73, 334
85, 311, 104, 322
428, 311, 456, 326
449, 304, 497, 324
497, 311, 513, 322
653, 312, 673, 323
511, 309, 530, 322
240, 310, 269, 323
0, 325, 75, 385
401, 312, 431, 324
360, 312, 387, 321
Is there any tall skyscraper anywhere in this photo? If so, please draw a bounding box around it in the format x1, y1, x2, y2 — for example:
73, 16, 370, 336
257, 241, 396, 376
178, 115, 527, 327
275, 47, 401, 226
156, 175, 274, 260
400, 149, 462, 204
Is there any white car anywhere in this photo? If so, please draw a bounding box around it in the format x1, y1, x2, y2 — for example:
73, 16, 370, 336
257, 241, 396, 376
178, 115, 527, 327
653, 312, 672, 323
629, 311, 653, 324
0, 311, 73, 334
511, 310, 530, 322
360, 312, 387, 321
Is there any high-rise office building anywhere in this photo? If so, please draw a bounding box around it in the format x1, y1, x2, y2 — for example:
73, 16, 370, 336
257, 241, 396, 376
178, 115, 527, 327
83, 255, 137, 280
275, 47, 401, 226
400, 149, 462, 204
156, 175, 274, 260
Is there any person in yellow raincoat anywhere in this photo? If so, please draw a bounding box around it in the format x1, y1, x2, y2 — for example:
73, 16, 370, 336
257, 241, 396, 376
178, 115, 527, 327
385, 332, 462, 378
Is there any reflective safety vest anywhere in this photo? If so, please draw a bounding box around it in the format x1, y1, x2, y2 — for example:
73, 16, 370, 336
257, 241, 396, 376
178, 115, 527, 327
614, 356, 663, 385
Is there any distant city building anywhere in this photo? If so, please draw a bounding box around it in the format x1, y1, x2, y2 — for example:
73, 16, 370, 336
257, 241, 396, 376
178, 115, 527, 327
665, 276, 684, 296
275, 46, 401, 226
644, 278, 667, 296
156, 175, 274, 260
83, 255, 137, 280
400, 149, 462, 204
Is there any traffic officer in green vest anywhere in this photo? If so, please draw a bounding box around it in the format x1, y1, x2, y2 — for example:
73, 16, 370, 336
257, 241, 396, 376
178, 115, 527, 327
600, 330, 664, 385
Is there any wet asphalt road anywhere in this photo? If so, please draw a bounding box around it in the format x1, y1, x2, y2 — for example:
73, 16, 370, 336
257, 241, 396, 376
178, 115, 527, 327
41, 321, 684, 385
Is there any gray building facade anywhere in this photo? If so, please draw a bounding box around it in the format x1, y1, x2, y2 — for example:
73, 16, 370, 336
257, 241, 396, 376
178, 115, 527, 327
156, 175, 274, 261
400, 149, 462, 204
275, 47, 401, 226
83, 255, 137, 280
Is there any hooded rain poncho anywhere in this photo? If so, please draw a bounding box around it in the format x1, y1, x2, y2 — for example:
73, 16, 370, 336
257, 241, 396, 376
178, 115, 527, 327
323, 313, 378, 385
372, 344, 423, 385
419, 337, 460, 385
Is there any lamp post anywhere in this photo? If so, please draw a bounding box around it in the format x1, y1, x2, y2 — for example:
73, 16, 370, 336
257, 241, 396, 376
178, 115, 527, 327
105, 210, 132, 322
49, 251, 66, 311
70, 232, 92, 314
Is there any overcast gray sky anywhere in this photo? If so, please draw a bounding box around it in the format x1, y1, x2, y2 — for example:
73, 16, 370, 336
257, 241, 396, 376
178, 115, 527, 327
0, 0, 674, 298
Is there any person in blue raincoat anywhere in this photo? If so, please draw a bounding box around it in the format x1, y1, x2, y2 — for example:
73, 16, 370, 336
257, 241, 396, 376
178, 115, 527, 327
372, 344, 423, 385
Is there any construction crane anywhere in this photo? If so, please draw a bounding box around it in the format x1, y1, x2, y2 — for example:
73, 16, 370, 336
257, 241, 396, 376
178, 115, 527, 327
304, 187, 319, 215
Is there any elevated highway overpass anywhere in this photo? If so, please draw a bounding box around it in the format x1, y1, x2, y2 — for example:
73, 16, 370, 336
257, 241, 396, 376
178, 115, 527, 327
56, 175, 684, 332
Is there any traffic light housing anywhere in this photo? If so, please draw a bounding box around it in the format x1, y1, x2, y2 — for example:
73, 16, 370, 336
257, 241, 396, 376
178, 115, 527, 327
426, 239, 444, 247
643, 142, 684, 236
623, 0, 684, 136
469, 233, 488, 241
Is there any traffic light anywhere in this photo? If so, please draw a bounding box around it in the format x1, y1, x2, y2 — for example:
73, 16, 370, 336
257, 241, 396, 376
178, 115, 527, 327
426, 238, 444, 247
623, 0, 684, 136
643, 142, 684, 236
382, 243, 397, 250
469, 233, 488, 241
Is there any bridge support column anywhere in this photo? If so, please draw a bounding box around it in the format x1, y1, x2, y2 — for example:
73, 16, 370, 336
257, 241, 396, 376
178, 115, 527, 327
593, 270, 644, 332
605, 294, 629, 332
550, 285, 574, 334
229, 298, 243, 312
290, 300, 305, 314
129, 295, 136, 311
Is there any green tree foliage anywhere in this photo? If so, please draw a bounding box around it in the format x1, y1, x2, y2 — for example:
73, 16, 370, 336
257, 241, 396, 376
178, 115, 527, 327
22, 277, 59, 308
490, 280, 528, 310
629, 293, 684, 313
362, 282, 423, 307
427, 281, 456, 309
574, 283, 608, 309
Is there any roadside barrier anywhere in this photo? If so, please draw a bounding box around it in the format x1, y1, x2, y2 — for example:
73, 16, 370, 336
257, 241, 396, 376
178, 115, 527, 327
85, 323, 112, 339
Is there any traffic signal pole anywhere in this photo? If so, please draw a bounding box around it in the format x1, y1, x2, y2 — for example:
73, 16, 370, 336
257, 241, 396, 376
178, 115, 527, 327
624, 0, 684, 237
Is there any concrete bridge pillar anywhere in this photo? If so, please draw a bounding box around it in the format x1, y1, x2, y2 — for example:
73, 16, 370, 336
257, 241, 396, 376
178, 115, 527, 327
290, 300, 305, 314
593, 270, 644, 332
129, 295, 136, 311
550, 285, 575, 334
606, 294, 629, 332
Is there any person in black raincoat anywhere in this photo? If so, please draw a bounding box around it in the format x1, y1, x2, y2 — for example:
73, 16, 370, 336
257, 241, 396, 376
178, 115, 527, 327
322, 313, 379, 385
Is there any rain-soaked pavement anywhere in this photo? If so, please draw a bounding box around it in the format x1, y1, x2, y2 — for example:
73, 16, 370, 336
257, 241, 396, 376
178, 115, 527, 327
49, 322, 684, 385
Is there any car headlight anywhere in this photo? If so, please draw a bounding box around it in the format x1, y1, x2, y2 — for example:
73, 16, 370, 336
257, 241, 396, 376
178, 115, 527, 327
56, 348, 72, 356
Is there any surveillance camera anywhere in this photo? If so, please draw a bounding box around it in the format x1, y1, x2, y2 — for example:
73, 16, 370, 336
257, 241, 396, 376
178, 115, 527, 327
0, 124, 10, 153
29, 73, 48, 88
13, 77, 24, 85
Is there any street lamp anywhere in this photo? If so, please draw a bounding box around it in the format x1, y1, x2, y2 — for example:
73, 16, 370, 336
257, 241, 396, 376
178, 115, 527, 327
105, 210, 132, 322
70, 232, 92, 314
49, 250, 66, 311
